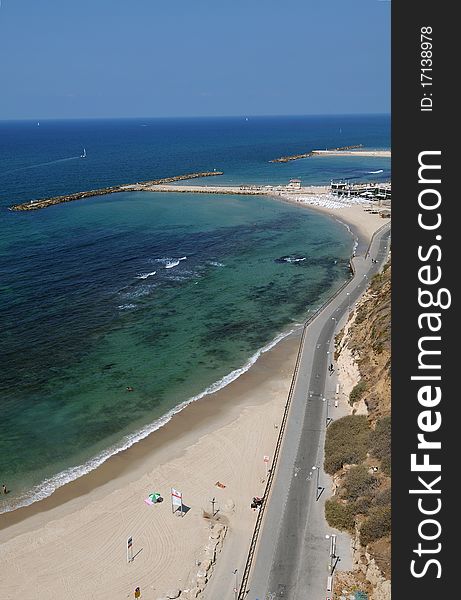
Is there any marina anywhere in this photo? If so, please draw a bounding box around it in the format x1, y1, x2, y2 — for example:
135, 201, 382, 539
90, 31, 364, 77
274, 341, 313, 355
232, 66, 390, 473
10, 176, 391, 211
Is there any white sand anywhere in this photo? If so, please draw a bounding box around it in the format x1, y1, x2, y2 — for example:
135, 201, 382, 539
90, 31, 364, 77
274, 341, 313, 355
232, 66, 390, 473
279, 192, 388, 242
0, 335, 298, 600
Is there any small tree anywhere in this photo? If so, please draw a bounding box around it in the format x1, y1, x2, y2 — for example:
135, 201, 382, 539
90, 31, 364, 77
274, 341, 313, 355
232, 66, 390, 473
349, 380, 367, 405
370, 416, 391, 460
325, 499, 355, 531
324, 415, 370, 474
342, 465, 377, 500
360, 505, 391, 546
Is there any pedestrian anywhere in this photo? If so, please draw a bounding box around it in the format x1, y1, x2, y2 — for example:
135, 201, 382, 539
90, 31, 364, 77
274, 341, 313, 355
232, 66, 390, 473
2, 483, 8, 495
134, 586, 141, 598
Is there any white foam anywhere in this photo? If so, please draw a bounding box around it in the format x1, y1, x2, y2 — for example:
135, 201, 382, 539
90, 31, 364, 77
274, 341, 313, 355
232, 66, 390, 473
118, 303, 137, 310
167, 274, 193, 282
0, 155, 81, 176
332, 219, 358, 253
165, 260, 180, 269
121, 284, 156, 300
285, 257, 306, 263
0, 327, 296, 514
136, 271, 156, 280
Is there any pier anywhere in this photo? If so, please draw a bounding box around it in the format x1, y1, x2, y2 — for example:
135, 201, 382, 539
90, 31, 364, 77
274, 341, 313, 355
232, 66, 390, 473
9, 171, 224, 211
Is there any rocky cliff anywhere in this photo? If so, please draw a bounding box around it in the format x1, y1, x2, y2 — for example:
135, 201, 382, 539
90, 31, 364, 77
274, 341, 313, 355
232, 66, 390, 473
326, 261, 391, 600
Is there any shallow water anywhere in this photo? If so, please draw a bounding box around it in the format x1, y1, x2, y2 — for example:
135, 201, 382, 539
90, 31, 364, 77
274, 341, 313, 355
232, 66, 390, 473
0, 115, 388, 511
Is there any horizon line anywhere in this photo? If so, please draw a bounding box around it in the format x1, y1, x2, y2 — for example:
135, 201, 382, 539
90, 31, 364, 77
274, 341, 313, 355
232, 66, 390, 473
0, 112, 391, 123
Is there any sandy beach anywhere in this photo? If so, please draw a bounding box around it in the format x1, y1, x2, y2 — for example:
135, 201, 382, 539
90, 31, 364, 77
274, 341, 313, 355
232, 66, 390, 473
0, 193, 388, 600
279, 188, 388, 242
0, 332, 301, 599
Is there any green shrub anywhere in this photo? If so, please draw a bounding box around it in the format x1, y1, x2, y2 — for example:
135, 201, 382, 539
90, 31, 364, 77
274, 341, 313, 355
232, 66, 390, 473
352, 496, 373, 516
325, 499, 356, 531
349, 380, 367, 405
324, 415, 370, 474
373, 486, 391, 506
370, 417, 391, 459
360, 505, 391, 546
342, 465, 377, 500
355, 310, 366, 325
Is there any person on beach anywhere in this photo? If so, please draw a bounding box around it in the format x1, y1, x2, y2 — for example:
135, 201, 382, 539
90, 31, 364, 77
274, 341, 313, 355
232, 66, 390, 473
2, 483, 9, 494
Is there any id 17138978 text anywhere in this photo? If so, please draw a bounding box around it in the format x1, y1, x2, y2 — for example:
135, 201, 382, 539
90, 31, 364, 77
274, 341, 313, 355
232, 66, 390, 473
420, 26, 433, 112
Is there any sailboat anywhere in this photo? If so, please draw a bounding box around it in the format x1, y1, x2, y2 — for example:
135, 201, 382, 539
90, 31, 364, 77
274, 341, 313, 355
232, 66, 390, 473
80, 148, 87, 159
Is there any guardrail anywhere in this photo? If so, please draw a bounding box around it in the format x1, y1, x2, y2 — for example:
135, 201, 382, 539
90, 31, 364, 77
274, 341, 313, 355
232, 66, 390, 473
237, 223, 391, 598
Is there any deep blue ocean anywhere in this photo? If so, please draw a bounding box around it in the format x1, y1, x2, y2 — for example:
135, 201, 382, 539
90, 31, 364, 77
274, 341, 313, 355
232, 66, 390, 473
0, 115, 390, 512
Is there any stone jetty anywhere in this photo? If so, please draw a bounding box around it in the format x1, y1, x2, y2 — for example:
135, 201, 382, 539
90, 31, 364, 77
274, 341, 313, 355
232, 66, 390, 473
270, 144, 364, 163
9, 171, 224, 211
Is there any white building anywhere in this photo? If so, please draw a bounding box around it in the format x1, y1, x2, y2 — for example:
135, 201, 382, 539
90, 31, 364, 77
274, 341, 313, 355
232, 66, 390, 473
286, 178, 302, 190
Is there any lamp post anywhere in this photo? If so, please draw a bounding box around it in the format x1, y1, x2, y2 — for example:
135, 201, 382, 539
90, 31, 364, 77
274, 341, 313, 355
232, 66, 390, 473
346, 292, 351, 313
233, 569, 238, 600
323, 396, 332, 426
325, 533, 337, 570
312, 465, 320, 490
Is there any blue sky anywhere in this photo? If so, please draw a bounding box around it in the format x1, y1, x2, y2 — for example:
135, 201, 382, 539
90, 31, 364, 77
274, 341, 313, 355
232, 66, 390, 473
0, 0, 390, 119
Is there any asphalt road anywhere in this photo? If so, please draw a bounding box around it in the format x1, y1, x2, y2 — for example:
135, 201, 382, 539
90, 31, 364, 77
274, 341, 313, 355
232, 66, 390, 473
247, 224, 391, 600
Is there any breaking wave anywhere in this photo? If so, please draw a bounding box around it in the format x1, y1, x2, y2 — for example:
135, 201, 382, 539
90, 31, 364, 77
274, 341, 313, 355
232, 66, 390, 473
0, 327, 296, 514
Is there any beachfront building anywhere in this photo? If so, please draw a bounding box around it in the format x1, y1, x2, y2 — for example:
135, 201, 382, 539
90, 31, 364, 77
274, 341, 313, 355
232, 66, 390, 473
286, 178, 302, 190
330, 180, 392, 201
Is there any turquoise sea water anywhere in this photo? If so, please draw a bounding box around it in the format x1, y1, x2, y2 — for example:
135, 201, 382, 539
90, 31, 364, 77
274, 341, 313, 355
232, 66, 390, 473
0, 115, 389, 512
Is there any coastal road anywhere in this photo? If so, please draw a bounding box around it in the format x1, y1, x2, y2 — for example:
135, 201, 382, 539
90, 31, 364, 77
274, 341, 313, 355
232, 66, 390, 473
246, 223, 391, 600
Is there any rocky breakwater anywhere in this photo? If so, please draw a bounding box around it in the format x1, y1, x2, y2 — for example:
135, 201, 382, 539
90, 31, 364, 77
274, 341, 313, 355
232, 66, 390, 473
9, 171, 224, 211
270, 144, 363, 163
270, 151, 315, 163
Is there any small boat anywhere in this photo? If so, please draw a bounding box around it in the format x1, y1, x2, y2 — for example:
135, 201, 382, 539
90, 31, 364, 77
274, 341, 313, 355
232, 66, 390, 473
80, 148, 87, 158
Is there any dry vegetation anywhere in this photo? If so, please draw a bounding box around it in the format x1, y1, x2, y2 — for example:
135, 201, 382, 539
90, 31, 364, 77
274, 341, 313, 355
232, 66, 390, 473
325, 262, 391, 596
